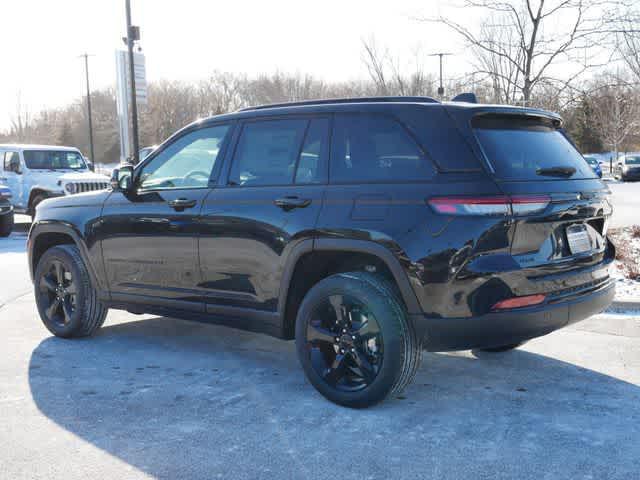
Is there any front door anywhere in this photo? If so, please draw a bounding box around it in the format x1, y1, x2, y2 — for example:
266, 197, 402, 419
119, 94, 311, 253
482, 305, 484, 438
99, 123, 233, 310
199, 116, 330, 313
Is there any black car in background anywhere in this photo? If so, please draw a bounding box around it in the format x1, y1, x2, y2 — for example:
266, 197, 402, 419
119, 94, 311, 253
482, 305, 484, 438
614, 153, 640, 181
27, 96, 615, 407
0, 184, 13, 237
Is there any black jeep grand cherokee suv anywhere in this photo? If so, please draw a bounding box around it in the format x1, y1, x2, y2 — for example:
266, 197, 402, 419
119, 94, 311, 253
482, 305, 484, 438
28, 96, 615, 407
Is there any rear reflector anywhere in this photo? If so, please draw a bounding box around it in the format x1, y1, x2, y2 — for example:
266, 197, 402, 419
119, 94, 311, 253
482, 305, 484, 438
428, 195, 550, 216
491, 294, 546, 311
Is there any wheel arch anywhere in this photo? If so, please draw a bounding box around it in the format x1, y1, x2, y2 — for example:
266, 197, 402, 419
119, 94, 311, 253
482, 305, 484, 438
29, 222, 106, 296
278, 238, 421, 339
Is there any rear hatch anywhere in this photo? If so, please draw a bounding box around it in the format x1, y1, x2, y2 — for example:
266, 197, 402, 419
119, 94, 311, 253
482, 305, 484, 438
470, 111, 613, 298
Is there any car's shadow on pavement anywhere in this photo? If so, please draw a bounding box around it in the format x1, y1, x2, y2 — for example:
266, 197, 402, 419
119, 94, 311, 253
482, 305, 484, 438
28, 315, 640, 480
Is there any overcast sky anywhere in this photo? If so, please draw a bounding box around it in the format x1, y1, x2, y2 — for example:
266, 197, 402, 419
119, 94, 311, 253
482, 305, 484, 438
0, 0, 478, 128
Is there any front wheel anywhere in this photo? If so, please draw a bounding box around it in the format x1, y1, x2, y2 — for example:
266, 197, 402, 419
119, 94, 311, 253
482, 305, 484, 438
34, 244, 108, 338
29, 193, 46, 217
0, 211, 13, 237
295, 272, 421, 408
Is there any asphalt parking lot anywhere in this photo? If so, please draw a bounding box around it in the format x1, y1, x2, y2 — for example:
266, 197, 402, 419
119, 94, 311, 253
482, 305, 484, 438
1, 181, 639, 479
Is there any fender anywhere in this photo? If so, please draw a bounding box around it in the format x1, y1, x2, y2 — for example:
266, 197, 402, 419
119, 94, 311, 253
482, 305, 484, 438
277, 237, 421, 318
28, 220, 108, 298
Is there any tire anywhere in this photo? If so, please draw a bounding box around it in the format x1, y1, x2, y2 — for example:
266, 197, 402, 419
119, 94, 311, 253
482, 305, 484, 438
34, 244, 108, 338
0, 211, 13, 237
295, 271, 421, 408
480, 342, 524, 353
29, 193, 46, 217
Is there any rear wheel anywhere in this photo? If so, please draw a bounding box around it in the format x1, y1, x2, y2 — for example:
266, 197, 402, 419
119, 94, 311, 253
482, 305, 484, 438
34, 244, 108, 338
0, 211, 13, 237
295, 272, 421, 408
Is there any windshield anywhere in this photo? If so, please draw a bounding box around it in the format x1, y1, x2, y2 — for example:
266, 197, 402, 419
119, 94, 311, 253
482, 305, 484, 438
584, 156, 598, 166
23, 150, 86, 170
625, 155, 640, 165
473, 115, 596, 181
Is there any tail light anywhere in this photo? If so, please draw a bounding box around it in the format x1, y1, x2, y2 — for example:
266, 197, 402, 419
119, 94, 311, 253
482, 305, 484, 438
427, 195, 550, 216
491, 294, 546, 311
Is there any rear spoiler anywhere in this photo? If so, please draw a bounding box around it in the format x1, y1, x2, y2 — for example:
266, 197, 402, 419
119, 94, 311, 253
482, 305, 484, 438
451, 92, 478, 103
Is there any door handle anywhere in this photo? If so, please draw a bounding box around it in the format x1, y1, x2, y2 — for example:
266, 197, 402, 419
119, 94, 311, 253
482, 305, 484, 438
168, 198, 197, 211
274, 196, 312, 211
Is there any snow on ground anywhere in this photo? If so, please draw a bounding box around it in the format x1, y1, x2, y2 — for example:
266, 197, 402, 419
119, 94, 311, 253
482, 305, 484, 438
608, 225, 640, 301
0, 226, 30, 306
606, 180, 640, 229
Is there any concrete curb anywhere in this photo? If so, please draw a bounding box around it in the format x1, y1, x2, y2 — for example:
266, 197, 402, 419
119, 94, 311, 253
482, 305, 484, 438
606, 299, 640, 313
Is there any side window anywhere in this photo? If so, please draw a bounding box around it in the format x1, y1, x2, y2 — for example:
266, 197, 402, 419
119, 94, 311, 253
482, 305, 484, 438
229, 119, 307, 186
295, 118, 329, 184
330, 114, 434, 183
138, 125, 230, 190
4, 152, 20, 173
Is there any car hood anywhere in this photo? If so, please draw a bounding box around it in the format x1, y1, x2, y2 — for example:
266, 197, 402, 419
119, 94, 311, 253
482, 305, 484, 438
36, 190, 111, 216
58, 171, 109, 182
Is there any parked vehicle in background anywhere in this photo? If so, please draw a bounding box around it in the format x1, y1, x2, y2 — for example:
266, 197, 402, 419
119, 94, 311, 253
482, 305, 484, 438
0, 184, 13, 237
139, 145, 157, 161
583, 154, 602, 177
613, 153, 640, 181
28, 96, 615, 407
0, 145, 110, 216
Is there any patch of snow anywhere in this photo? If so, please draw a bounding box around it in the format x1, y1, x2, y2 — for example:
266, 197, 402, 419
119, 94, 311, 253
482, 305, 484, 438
608, 226, 640, 301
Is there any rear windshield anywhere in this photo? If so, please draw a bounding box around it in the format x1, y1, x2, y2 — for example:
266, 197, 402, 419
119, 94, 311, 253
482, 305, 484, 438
23, 150, 86, 170
473, 115, 596, 181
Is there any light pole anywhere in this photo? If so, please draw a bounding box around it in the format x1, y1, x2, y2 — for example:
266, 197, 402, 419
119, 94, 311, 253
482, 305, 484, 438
79, 53, 95, 163
429, 52, 452, 99
125, 0, 140, 164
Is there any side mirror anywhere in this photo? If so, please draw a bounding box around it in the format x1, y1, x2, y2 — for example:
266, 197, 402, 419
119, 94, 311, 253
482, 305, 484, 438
86, 160, 95, 172
110, 165, 134, 192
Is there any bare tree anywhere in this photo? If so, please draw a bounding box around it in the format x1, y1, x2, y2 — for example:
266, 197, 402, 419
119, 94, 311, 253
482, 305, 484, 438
619, 9, 640, 82
9, 92, 33, 142
361, 38, 436, 97
589, 74, 640, 156
428, 1, 620, 105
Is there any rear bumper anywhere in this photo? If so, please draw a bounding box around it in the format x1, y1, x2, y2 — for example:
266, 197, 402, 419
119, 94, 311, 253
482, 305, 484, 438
413, 278, 615, 351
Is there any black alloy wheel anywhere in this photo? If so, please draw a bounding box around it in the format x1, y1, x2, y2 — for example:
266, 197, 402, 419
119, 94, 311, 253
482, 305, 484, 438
38, 259, 78, 328
34, 244, 108, 338
295, 272, 422, 408
305, 294, 384, 392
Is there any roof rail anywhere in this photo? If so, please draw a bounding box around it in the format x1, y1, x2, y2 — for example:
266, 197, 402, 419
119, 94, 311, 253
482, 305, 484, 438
238, 96, 439, 112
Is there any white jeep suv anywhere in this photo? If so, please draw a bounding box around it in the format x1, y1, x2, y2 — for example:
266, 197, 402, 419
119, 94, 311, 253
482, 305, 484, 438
0, 144, 109, 216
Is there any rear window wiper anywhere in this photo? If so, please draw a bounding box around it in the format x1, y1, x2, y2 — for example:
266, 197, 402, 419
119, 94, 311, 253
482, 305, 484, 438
536, 166, 576, 177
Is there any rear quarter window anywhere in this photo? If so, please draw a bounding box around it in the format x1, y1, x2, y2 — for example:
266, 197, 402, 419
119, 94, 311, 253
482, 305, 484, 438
330, 113, 435, 183
473, 115, 596, 181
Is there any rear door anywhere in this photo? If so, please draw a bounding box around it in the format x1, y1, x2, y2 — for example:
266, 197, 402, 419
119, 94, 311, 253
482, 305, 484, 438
198, 116, 329, 314
470, 113, 612, 277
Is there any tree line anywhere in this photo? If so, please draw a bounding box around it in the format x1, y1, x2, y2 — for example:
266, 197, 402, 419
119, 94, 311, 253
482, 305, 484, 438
2, 0, 639, 165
